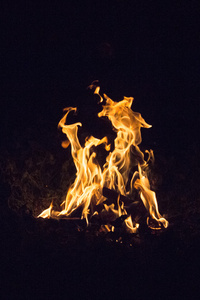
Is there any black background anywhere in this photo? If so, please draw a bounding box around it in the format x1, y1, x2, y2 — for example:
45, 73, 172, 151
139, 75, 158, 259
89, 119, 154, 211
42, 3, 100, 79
1, 0, 199, 155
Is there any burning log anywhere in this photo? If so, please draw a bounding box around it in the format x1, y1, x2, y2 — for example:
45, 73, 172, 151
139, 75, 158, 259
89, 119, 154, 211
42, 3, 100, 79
102, 187, 133, 206
102, 187, 147, 222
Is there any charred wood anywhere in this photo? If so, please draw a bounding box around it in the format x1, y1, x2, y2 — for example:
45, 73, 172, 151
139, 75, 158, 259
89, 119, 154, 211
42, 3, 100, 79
102, 187, 133, 206
102, 187, 147, 222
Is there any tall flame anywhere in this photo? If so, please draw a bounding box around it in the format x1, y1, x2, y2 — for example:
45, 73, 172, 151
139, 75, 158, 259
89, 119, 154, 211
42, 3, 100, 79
38, 84, 168, 232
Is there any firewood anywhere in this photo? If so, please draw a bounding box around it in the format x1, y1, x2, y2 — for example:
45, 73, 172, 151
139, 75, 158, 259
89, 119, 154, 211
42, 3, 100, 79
125, 201, 147, 222
102, 187, 147, 222
102, 187, 133, 205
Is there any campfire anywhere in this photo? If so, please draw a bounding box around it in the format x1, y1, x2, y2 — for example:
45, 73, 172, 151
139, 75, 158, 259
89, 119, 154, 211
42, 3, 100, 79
38, 82, 168, 233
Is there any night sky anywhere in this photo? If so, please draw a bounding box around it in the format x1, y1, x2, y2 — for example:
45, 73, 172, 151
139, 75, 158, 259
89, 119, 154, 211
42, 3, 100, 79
1, 0, 200, 156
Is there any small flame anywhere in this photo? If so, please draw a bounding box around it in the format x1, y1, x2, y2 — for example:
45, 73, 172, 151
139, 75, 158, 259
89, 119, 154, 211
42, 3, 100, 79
38, 201, 53, 219
38, 83, 168, 232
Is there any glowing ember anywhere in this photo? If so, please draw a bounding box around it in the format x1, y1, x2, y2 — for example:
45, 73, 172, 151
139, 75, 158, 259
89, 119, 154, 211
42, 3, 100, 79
38, 83, 168, 232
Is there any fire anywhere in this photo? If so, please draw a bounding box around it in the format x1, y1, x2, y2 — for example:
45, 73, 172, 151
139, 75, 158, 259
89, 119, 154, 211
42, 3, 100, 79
38, 83, 168, 232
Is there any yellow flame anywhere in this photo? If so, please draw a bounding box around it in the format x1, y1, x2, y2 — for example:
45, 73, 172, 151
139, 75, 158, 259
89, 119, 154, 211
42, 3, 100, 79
134, 164, 168, 229
124, 216, 139, 234
38, 84, 168, 232
38, 201, 53, 219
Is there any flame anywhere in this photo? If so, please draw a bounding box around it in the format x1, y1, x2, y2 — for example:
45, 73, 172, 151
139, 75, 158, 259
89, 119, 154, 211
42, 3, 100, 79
38, 201, 53, 219
38, 84, 168, 232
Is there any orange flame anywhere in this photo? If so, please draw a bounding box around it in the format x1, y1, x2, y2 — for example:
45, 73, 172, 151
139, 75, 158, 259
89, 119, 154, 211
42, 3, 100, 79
38, 84, 168, 232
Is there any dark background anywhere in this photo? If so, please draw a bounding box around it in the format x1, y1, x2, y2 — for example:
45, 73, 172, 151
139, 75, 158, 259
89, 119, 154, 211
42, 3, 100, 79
1, 1, 200, 299
1, 0, 199, 155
